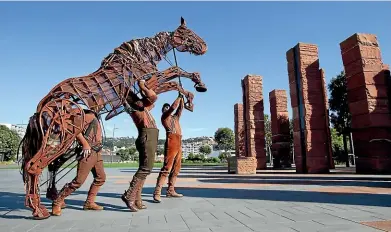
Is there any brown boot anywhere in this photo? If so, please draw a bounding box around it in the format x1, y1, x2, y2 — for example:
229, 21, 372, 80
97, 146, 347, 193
52, 184, 75, 216
121, 176, 142, 212
166, 176, 183, 198
153, 173, 167, 203
84, 201, 103, 211
135, 179, 147, 210
83, 185, 103, 211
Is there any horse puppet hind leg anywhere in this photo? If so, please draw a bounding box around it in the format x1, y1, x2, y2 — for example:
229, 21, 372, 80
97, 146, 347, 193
24, 99, 85, 220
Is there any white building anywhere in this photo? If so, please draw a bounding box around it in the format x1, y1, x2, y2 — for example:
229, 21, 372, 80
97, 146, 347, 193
156, 137, 216, 158
0, 123, 26, 138
113, 146, 126, 152
181, 138, 215, 157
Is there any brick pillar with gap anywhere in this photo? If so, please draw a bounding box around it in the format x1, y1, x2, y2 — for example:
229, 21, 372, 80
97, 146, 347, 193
286, 43, 332, 174
269, 89, 291, 168
234, 103, 246, 158
242, 74, 266, 170
340, 33, 391, 174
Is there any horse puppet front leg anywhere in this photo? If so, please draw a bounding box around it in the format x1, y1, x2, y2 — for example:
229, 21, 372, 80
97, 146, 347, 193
22, 98, 85, 219
144, 66, 207, 93
154, 81, 195, 112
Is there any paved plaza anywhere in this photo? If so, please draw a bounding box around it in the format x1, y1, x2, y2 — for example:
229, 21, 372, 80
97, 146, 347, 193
1, 166, 391, 232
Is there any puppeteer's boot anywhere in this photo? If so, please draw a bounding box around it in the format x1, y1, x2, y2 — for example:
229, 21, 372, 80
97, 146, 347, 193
47, 186, 66, 209
135, 179, 147, 210
83, 185, 104, 211
121, 176, 142, 212
166, 175, 183, 198
52, 184, 75, 216
153, 173, 166, 203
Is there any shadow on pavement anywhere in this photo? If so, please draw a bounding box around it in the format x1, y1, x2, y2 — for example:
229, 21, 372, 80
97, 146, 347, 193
190, 176, 391, 188
140, 186, 391, 207
0, 191, 128, 219
70, 187, 391, 208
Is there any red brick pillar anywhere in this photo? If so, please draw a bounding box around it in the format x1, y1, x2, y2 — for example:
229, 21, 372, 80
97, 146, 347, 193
269, 90, 291, 168
234, 103, 246, 158
242, 75, 266, 169
340, 33, 391, 174
286, 43, 332, 174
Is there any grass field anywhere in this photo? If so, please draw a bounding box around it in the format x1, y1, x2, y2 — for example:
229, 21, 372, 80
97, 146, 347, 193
0, 162, 227, 170
103, 162, 226, 168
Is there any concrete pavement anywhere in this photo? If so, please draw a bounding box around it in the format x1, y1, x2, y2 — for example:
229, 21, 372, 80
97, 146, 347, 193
1, 166, 391, 232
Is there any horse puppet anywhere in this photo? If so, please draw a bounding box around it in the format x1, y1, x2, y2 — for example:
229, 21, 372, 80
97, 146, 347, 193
19, 17, 207, 220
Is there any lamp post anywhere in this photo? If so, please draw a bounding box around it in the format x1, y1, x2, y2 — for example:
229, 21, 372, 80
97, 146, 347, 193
111, 124, 119, 163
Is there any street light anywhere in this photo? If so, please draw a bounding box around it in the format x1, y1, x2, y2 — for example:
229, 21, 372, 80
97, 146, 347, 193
111, 124, 119, 163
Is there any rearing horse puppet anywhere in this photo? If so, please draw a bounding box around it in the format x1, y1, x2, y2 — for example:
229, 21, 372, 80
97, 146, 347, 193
20, 17, 208, 220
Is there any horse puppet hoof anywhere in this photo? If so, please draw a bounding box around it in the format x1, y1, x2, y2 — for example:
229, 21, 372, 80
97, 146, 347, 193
32, 205, 51, 220
195, 85, 207, 92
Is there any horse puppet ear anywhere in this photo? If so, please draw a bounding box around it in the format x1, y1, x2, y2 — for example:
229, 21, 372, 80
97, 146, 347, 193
180, 17, 186, 27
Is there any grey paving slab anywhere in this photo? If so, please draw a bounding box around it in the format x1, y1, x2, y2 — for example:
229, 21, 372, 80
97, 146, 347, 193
1, 167, 391, 232
278, 221, 326, 232
316, 223, 383, 232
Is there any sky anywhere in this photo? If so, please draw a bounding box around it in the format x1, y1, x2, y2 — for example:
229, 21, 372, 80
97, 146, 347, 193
0, 2, 390, 139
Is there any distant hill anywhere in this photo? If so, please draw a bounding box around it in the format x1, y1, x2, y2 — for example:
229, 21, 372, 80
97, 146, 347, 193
103, 136, 214, 149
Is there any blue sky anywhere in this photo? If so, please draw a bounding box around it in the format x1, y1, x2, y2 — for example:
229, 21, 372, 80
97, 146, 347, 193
0, 2, 390, 139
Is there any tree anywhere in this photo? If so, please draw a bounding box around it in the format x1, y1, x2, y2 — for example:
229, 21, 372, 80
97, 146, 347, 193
264, 114, 272, 158
199, 145, 212, 156
156, 147, 164, 157
117, 146, 138, 162
117, 149, 130, 162
186, 152, 204, 162
0, 125, 21, 161
218, 152, 230, 163
128, 147, 138, 161
214, 128, 234, 151
187, 152, 195, 160
330, 128, 345, 163
328, 71, 351, 166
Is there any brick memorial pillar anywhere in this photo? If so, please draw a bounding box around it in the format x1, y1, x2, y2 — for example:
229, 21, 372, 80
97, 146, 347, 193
286, 43, 332, 174
229, 103, 245, 173
242, 75, 266, 170
269, 90, 291, 168
234, 103, 246, 158
340, 33, 391, 174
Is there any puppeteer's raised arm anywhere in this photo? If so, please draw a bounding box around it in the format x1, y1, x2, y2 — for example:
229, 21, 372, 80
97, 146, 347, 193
139, 80, 157, 109
174, 97, 184, 118
162, 96, 181, 118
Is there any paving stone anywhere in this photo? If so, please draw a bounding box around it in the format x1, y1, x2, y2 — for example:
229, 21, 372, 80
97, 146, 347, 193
278, 221, 326, 232
316, 223, 383, 232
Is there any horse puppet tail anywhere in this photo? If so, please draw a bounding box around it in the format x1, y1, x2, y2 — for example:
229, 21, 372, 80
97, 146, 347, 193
19, 114, 43, 184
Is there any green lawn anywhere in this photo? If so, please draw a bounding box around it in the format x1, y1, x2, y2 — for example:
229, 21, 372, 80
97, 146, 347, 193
0, 162, 227, 170
103, 162, 226, 168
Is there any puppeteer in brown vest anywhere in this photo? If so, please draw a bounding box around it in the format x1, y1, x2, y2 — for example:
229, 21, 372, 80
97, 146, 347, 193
52, 109, 106, 216
153, 94, 185, 203
121, 80, 159, 212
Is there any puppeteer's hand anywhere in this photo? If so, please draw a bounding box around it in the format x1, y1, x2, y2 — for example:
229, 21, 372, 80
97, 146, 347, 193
138, 79, 146, 87
82, 144, 92, 158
